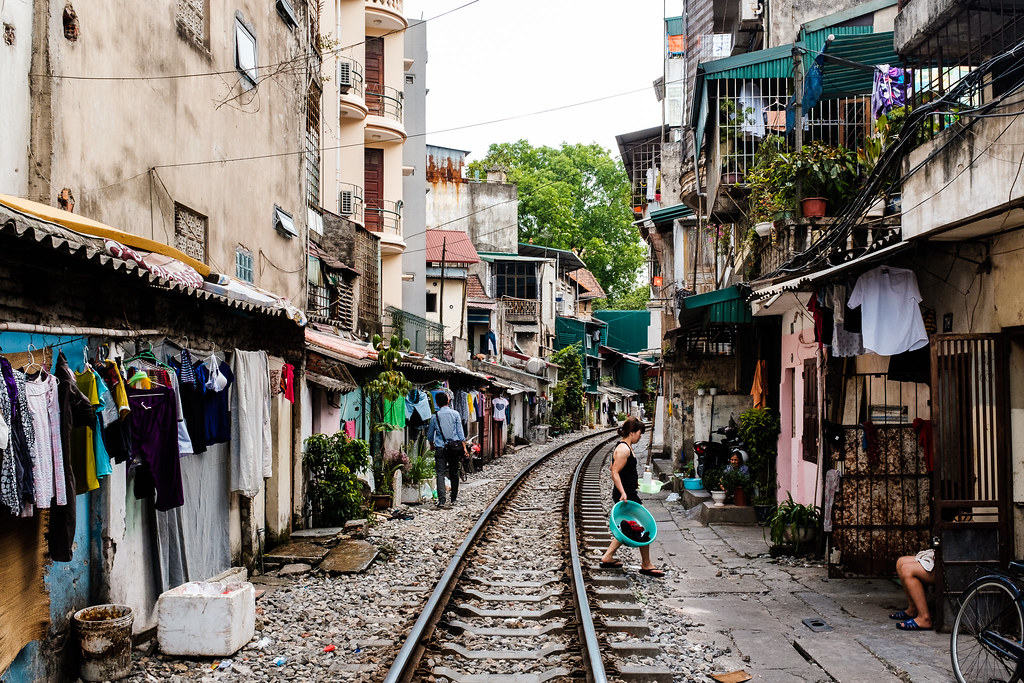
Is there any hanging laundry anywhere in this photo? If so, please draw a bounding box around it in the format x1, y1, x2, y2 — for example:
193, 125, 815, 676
281, 363, 295, 403
749, 360, 767, 410
127, 386, 184, 510
24, 370, 67, 507
97, 360, 132, 463
0, 366, 17, 513
3, 362, 36, 512
848, 266, 928, 356
230, 350, 272, 498
383, 396, 406, 429
492, 396, 509, 422
130, 354, 194, 456
806, 291, 834, 348
49, 352, 92, 561
71, 370, 103, 492
196, 358, 234, 445
168, 356, 207, 455
405, 389, 431, 429
343, 420, 356, 438
872, 65, 907, 120
454, 390, 470, 425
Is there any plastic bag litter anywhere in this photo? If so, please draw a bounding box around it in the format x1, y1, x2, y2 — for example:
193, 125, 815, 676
665, 492, 680, 502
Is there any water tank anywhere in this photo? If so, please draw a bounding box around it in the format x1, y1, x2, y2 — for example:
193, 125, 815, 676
525, 357, 546, 375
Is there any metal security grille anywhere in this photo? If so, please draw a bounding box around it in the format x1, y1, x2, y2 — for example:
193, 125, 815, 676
383, 306, 443, 358
174, 204, 206, 263
306, 83, 322, 208
930, 334, 1012, 629
176, 0, 205, 48
356, 230, 380, 336
828, 373, 931, 578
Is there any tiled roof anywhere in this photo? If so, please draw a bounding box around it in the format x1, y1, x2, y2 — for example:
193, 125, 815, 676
567, 268, 606, 299
467, 273, 490, 301
425, 229, 480, 264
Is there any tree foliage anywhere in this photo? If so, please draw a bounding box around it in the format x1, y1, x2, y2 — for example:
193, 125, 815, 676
549, 343, 586, 432
304, 432, 370, 525
468, 140, 645, 300
592, 284, 651, 312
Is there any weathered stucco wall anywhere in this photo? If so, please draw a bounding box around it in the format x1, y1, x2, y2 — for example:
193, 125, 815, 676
34, 0, 308, 306
0, 0, 33, 197
428, 180, 518, 254
777, 299, 821, 506
767, 0, 872, 46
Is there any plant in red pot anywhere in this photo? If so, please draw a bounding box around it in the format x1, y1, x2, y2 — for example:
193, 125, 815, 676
792, 141, 857, 219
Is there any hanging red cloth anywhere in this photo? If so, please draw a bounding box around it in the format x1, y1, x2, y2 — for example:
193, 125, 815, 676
912, 418, 934, 472
280, 363, 295, 404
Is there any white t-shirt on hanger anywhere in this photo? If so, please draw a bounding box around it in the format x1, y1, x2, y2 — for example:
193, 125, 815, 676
848, 266, 929, 356
492, 397, 509, 422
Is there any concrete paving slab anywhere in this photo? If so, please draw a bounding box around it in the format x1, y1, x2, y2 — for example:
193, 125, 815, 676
289, 526, 343, 539
794, 631, 904, 682
264, 540, 330, 564
319, 539, 378, 574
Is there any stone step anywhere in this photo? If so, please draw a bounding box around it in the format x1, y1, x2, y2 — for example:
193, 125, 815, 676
598, 602, 644, 617
602, 619, 651, 636
616, 664, 675, 682
609, 640, 661, 658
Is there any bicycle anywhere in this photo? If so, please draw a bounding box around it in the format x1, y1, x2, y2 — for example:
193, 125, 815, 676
951, 560, 1024, 683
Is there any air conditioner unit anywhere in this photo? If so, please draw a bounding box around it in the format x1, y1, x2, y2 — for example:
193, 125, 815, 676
740, 0, 762, 28
338, 62, 353, 93
339, 190, 354, 216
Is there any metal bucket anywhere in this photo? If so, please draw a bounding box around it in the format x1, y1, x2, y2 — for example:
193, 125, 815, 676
73, 604, 134, 681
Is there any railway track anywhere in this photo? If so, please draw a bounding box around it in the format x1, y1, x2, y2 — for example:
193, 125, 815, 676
382, 428, 671, 683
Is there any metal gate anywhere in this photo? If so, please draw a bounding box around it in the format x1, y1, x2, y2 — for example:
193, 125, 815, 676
931, 334, 1013, 630
828, 372, 932, 577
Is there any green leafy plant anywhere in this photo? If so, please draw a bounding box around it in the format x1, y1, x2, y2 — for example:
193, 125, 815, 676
695, 379, 715, 391
720, 468, 753, 502
404, 436, 435, 487
745, 134, 795, 223
764, 493, 822, 553
701, 467, 722, 493
304, 432, 370, 526
678, 461, 696, 479
365, 333, 413, 492
791, 141, 858, 206
550, 343, 586, 431
737, 407, 780, 502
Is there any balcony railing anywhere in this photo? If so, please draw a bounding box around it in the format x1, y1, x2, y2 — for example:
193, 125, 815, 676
365, 83, 404, 124
338, 183, 364, 224
367, 0, 403, 11
499, 296, 540, 322
364, 198, 401, 235
337, 57, 365, 100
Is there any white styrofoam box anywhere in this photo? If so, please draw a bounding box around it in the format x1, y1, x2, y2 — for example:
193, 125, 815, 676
157, 581, 255, 656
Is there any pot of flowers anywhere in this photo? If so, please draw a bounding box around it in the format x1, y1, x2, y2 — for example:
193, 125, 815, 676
721, 468, 752, 507
702, 468, 725, 505
401, 438, 434, 505
695, 379, 714, 397
764, 493, 821, 554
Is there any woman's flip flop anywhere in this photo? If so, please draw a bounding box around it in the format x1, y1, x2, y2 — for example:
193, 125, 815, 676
889, 610, 912, 620
638, 568, 666, 577
599, 561, 623, 568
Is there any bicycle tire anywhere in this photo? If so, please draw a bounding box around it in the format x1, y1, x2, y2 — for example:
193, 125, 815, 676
951, 577, 1024, 683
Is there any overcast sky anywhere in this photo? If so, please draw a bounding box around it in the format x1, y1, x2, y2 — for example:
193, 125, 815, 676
402, 0, 669, 162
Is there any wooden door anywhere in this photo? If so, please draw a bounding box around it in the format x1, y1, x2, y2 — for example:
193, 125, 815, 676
931, 334, 1012, 630
365, 36, 383, 115
364, 148, 383, 232
802, 357, 819, 462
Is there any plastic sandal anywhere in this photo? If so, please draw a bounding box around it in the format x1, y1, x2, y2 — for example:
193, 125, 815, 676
889, 610, 912, 620
638, 568, 666, 577
896, 618, 931, 631
599, 561, 623, 568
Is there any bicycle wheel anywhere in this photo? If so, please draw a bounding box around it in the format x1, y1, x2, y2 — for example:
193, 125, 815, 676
951, 578, 1024, 683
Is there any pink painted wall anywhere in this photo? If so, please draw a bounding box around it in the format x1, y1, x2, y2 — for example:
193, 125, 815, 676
311, 389, 342, 436
776, 301, 823, 507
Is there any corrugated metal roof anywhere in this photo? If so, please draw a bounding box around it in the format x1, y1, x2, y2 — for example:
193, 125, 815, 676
700, 43, 797, 80
650, 203, 696, 225
820, 32, 899, 98
665, 15, 685, 36
425, 229, 480, 264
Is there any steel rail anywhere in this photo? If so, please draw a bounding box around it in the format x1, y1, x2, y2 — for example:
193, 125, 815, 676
568, 436, 612, 683
381, 428, 617, 683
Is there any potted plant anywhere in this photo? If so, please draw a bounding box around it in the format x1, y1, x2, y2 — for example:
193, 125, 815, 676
304, 432, 370, 525
701, 467, 722, 497
402, 437, 434, 504
764, 493, 822, 553
737, 407, 780, 513
791, 142, 858, 218
695, 379, 713, 396
721, 468, 753, 506
745, 134, 795, 224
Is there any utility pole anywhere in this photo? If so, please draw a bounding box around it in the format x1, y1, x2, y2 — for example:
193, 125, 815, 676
438, 236, 447, 344
793, 45, 804, 216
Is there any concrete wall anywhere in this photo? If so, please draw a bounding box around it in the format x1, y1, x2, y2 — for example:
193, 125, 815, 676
767, 0, 867, 46
0, 0, 33, 197
24, 0, 308, 305
428, 179, 518, 254
401, 19, 427, 318
902, 111, 1024, 243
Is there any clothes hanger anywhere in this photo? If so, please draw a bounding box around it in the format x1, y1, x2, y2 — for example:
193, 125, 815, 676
23, 344, 43, 375
126, 340, 173, 370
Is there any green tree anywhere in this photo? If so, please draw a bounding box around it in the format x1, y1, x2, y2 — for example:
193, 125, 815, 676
549, 343, 585, 432
592, 284, 650, 312
468, 140, 645, 300
365, 334, 412, 492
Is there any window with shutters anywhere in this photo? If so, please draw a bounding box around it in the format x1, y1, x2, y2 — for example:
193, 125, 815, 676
235, 246, 254, 283
802, 357, 818, 463
495, 261, 537, 299
174, 204, 207, 264
306, 83, 322, 208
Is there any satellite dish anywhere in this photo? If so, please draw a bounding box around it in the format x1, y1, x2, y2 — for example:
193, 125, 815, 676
525, 357, 546, 375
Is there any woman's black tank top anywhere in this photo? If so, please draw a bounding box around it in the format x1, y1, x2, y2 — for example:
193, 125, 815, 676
613, 440, 640, 503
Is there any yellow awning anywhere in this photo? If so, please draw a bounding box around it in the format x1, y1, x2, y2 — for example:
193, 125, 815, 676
0, 194, 211, 277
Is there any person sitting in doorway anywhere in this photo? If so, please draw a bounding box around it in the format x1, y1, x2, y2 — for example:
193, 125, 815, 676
891, 549, 935, 631
723, 453, 749, 476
